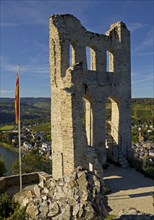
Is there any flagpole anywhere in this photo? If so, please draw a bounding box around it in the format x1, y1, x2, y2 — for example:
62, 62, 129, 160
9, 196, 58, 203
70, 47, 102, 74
18, 64, 22, 191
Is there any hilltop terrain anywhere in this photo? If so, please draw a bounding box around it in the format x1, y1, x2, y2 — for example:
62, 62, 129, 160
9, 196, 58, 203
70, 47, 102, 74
0, 97, 153, 125
0, 98, 50, 125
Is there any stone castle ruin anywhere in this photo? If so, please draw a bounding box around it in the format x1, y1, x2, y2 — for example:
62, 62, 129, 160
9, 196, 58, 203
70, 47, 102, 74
49, 14, 131, 180
3, 15, 153, 220
6, 15, 153, 220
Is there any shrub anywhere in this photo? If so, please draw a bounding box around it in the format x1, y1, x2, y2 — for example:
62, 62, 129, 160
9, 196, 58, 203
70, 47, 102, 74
103, 185, 112, 195
0, 193, 27, 220
133, 157, 154, 179
0, 193, 14, 219
7, 206, 27, 220
0, 159, 7, 176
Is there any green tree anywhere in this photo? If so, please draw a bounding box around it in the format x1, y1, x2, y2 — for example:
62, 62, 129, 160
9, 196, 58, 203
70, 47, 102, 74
0, 193, 14, 219
7, 206, 27, 220
11, 149, 51, 174
0, 193, 27, 220
1, 132, 12, 144
0, 159, 7, 176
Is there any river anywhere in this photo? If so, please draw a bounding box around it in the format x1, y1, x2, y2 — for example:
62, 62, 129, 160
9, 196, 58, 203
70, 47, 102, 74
0, 146, 18, 175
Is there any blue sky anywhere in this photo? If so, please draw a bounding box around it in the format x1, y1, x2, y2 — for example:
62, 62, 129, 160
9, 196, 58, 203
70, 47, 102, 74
0, 0, 153, 98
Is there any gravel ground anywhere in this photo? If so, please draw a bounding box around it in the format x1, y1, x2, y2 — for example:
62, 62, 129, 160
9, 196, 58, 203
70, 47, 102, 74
103, 164, 154, 215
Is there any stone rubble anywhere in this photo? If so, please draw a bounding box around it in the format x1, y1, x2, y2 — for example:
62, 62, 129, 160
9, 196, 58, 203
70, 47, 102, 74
19, 167, 108, 219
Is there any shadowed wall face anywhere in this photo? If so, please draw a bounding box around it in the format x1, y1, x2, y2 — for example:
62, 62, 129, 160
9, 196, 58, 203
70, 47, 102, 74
49, 14, 131, 179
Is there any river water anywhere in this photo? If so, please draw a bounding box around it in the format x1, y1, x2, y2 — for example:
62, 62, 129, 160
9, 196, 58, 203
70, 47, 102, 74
0, 146, 18, 175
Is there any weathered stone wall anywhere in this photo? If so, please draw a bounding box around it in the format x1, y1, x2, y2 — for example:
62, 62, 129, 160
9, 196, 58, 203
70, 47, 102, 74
0, 172, 51, 192
49, 14, 131, 179
0, 173, 38, 192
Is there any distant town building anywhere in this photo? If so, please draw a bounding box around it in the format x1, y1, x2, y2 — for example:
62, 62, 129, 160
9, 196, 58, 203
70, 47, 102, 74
23, 142, 32, 150
42, 142, 51, 152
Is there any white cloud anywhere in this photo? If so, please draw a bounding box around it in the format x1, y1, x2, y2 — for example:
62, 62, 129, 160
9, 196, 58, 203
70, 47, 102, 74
22, 64, 49, 77
132, 75, 153, 85
131, 67, 154, 96
1, 1, 47, 27
33, 41, 48, 53
132, 64, 153, 84
133, 29, 154, 54
0, 56, 17, 72
0, 56, 49, 78
0, 20, 46, 27
132, 70, 154, 98
1, 90, 14, 94
132, 52, 154, 56
0, 0, 96, 28
128, 22, 144, 32
0, 90, 14, 98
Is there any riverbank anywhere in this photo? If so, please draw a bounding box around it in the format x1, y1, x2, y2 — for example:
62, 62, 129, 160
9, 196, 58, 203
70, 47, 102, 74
0, 142, 18, 154
0, 145, 18, 175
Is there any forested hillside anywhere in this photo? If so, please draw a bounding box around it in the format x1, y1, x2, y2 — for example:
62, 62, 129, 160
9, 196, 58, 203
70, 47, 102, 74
0, 98, 153, 125
132, 98, 153, 125
0, 98, 50, 125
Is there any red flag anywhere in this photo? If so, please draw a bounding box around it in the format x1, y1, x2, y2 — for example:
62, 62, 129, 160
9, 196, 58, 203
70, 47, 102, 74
15, 73, 19, 124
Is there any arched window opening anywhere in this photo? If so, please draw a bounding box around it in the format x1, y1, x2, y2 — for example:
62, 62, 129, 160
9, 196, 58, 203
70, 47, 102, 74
83, 97, 93, 146
105, 97, 119, 145
86, 47, 96, 70
106, 51, 114, 73
69, 44, 75, 67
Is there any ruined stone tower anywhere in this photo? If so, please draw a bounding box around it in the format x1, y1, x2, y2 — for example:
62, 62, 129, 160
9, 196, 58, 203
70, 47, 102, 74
49, 14, 131, 180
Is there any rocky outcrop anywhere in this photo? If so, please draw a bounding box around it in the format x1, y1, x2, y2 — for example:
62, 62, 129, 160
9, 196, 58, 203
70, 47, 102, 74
113, 208, 154, 220
15, 167, 108, 219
